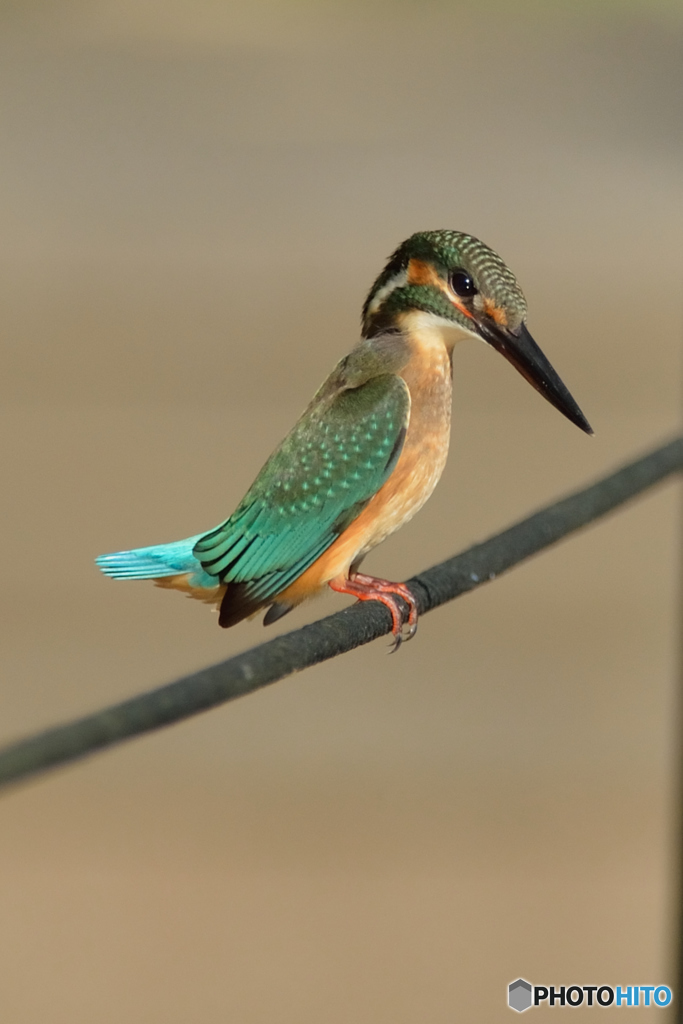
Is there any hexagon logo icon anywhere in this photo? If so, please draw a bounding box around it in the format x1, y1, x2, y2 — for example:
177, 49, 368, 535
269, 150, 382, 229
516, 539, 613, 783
508, 978, 533, 1012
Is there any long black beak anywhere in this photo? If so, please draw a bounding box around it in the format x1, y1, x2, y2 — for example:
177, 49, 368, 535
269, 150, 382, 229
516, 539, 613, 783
478, 320, 593, 434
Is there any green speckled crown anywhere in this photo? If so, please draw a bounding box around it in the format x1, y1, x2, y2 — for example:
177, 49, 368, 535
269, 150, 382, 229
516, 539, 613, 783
362, 230, 528, 336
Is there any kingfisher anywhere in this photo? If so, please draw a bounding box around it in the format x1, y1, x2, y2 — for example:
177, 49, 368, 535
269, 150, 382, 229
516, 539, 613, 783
97, 230, 591, 648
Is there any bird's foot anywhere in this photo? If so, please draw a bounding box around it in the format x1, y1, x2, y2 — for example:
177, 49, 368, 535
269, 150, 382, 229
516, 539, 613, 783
329, 572, 418, 652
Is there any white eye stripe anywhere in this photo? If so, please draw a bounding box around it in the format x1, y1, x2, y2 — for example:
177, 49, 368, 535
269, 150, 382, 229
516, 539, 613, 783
365, 269, 408, 316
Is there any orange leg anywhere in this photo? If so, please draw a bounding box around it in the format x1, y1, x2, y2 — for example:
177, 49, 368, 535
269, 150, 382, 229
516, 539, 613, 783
329, 572, 418, 652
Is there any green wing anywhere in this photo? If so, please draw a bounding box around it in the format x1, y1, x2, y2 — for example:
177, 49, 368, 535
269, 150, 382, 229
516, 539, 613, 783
193, 373, 410, 621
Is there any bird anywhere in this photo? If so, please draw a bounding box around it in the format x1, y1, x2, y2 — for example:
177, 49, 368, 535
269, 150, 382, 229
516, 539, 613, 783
96, 230, 591, 649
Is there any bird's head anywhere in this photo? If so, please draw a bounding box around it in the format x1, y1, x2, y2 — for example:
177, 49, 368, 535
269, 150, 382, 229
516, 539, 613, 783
362, 230, 592, 434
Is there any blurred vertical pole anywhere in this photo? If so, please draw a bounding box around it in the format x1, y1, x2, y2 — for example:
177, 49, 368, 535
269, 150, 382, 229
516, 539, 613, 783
677, 528, 683, 1020
676, 335, 683, 1023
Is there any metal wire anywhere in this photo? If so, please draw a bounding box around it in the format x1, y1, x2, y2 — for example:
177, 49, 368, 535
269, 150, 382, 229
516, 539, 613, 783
0, 434, 681, 792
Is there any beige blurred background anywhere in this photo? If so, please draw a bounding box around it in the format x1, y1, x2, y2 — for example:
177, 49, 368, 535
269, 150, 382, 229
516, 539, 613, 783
0, 1, 681, 1020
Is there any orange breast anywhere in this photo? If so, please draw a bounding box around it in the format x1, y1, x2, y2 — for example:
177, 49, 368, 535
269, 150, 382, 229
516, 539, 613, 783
277, 325, 453, 606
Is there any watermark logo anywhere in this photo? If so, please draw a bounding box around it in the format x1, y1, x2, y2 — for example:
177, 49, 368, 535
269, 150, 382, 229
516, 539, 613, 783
509, 980, 533, 1012
507, 979, 673, 1012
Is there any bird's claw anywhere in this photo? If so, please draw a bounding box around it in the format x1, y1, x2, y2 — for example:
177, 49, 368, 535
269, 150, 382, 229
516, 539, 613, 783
388, 611, 418, 653
329, 572, 419, 651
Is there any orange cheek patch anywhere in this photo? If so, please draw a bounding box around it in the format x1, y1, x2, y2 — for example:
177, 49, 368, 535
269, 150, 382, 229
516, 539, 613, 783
406, 258, 442, 287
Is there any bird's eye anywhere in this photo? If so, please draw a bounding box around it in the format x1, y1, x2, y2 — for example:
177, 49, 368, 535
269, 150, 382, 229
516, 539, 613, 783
449, 270, 477, 298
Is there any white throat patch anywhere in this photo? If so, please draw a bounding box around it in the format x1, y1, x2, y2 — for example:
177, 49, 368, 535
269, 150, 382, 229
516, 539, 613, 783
402, 309, 480, 347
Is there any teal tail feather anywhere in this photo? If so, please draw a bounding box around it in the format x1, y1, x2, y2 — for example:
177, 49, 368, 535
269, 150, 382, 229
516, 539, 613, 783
96, 534, 218, 589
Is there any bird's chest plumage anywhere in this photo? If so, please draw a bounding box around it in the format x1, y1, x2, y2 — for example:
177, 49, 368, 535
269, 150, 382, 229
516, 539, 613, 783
347, 336, 453, 561
277, 331, 454, 598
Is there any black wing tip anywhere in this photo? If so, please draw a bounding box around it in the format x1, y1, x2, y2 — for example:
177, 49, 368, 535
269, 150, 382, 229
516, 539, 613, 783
263, 601, 294, 626
218, 583, 261, 628
219, 587, 294, 629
